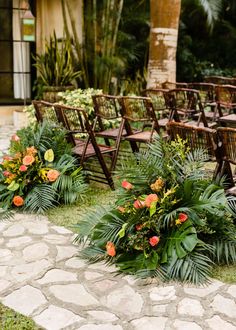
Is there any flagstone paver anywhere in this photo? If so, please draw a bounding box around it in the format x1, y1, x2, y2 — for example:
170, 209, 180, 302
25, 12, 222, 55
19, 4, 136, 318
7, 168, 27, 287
0, 214, 236, 330
1, 126, 236, 329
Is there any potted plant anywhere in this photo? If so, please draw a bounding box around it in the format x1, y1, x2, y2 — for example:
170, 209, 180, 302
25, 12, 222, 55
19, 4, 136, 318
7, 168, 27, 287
34, 31, 81, 102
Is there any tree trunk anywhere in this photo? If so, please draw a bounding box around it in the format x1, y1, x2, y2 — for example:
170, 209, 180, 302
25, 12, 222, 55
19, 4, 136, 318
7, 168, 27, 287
147, 0, 181, 88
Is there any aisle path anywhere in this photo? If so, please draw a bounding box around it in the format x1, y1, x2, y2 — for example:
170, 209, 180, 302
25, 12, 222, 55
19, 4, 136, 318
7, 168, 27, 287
0, 125, 236, 329
0, 214, 236, 330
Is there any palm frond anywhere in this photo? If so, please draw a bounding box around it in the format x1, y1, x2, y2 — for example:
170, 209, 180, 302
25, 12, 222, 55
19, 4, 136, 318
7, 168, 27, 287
166, 244, 214, 285
0, 208, 14, 221
212, 240, 236, 265
24, 184, 58, 213
73, 206, 111, 244
79, 245, 106, 263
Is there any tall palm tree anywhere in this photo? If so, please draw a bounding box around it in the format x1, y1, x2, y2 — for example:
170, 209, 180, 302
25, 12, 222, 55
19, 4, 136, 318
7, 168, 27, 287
147, 0, 223, 88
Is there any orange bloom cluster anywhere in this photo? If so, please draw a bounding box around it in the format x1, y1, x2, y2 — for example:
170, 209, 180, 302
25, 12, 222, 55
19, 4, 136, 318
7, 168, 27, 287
106, 241, 116, 257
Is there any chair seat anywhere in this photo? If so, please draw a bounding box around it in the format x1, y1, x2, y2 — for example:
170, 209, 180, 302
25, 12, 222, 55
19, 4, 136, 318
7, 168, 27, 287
125, 131, 158, 142
73, 141, 116, 158
158, 118, 169, 127
95, 128, 127, 139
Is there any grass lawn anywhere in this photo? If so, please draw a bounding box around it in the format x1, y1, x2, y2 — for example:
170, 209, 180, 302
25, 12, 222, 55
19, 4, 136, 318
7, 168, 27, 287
0, 303, 42, 330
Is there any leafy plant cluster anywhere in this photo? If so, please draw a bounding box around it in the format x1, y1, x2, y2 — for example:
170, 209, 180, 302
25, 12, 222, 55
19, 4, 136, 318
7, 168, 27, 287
0, 122, 87, 214
75, 137, 236, 284
33, 31, 81, 88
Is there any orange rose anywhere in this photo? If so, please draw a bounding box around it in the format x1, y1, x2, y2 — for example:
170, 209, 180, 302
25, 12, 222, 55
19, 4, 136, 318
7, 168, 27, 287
23, 155, 35, 166
117, 206, 126, 213
26, 146, 37, 155
106, 241, 116, 257
145, 194, 158, 208
13, 195, 24, 207
121, 180, 133, 190
149, 236, 160, 247
47, 169, 60, 182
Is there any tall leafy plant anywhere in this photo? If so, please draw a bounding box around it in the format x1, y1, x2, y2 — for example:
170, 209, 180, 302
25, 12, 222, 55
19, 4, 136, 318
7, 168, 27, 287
34, 31, 81, 87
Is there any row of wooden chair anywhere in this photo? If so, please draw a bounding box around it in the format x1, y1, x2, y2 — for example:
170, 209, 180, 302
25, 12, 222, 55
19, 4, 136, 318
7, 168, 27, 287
33, 96, 160, 189
144, 84, 236, 128
167, 121, 236, 188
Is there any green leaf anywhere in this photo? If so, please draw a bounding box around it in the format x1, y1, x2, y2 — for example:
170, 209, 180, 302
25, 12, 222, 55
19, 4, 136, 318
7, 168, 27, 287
44, 149, 54, 162
117, 222, 128, 238
150, 201, 157, 217
161, 220, 198, 262
7, 181, 20, 192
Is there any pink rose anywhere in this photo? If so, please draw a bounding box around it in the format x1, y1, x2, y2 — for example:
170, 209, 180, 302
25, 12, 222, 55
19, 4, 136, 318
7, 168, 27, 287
121, 180, 133, 190
19, 165, 27, 172
149, 236, 160, 247
145, 194, 158, 208
135, 224, 143, 231
3, 171, 11, 177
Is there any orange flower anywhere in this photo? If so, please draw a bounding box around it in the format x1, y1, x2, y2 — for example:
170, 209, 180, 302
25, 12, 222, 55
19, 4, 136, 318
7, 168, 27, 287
145, 194, 158, 208
121, 180, 133, 190
26, 146, 37, 155
47, 169, 60, 182
117, 206, 126, 213
178, 213, 188, 223
106, 241, 116, 257
133, 199, 145, 209
135, 223, 143, 231
149, 236, 160, 247
13, 195, 24, 207
11, 134, 20, 142
19, 165, 27, 172
150, 178, 165, 192
23, 155, 35, 166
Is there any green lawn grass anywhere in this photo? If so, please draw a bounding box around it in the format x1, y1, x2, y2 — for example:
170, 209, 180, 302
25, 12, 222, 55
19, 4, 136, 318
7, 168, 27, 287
0, 303, 42, 330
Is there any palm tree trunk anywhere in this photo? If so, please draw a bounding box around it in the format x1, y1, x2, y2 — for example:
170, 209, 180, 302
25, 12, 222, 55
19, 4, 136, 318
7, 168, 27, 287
147, 0, 181, 88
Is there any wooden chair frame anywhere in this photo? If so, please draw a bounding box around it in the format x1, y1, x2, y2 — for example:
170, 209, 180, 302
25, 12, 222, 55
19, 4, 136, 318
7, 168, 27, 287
55, 103, 120, 189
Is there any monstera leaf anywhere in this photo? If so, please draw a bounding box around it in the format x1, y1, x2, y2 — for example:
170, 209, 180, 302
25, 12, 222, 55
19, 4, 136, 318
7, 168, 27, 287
161, 220, 198, 263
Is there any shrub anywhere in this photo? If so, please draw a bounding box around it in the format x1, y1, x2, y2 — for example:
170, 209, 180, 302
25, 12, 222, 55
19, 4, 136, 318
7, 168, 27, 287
75, 137, 236, 284
0, 122, 87, 214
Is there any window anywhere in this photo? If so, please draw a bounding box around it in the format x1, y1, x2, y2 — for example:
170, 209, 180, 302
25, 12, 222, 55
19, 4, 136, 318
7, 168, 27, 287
0, 0, 35, 104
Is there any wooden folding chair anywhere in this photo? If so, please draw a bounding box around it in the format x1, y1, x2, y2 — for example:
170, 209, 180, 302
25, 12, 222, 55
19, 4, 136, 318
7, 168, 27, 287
188, 82, 218, 122
32, 100, 62, 124
165, 88, 210, 128
162, 81, 188, 89
92, 94, 126, 141
215, 84, 236, 118
216, 127, 236, 188
55, 103, 119, 189
167, 121, 220, 178
142, 88, 170, 128
118, 96, 161, 153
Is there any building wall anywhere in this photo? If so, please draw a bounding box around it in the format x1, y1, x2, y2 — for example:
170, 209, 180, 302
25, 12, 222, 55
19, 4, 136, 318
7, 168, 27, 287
36, 0, 83, 53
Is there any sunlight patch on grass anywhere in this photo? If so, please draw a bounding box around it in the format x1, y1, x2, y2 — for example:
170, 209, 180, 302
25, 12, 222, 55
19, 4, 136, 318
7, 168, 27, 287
212, 265, 236, 283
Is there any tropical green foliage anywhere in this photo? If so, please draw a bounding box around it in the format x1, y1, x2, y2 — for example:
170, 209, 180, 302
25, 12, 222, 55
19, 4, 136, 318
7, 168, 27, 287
58, 88, 102, 121
33, 31, 81, 87
75, 137, 236, 284
0, 122, 87, 214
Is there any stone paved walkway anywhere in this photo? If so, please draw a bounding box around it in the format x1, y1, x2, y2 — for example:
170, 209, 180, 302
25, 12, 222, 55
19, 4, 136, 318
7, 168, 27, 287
0, 214, 236, 330
0, 125, 236, 330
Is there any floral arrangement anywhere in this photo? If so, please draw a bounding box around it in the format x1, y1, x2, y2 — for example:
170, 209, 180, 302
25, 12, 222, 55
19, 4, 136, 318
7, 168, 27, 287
75, 137, 236, 284
0, 122, 87, 214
